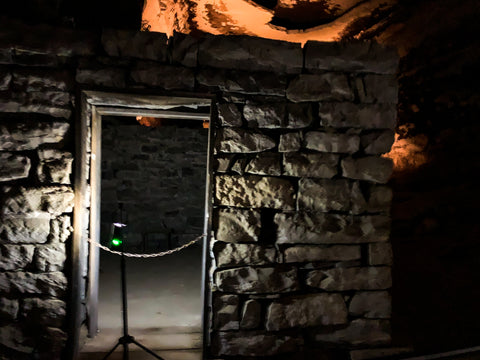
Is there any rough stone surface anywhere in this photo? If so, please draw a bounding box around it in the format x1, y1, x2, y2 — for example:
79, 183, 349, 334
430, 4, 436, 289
319, 102, 397, 130
283, 245, 361, 263
304, 41, 399, 74
0, 121, 69, 151
214, 155, 234, 172
171, 32, 198, 67
357, 74, 398, 104
198, 35, 303, 74
49, 215, 72, 243
369, 243, 393, 265
215, 209, 261, 243
297, 178, 354, 212
213, 294, 239, 330
341, 156, 393, 183
367, 185, 393, 213
286, 103, 314, 129
102, 29, 169, 62
0, 324, 33, 353
217, 103, 243, 127
215, 175, 295, 210
283, 153, 339, 178
245, 152, 281, 176
212, 331, 302, 356
240, 300, 261, 329
0, 272, 67, 297
34, 243, 66, 271
215, 266, 299, 294
286, 74, 354, 102
131, 62, 195, 90
0, 216, 51, 243
1, 186, 74, 216
349, 291, 391, 318
276, 212, 391, 244
278, 132, 302, 152
306, 267, 392, 291
0, 72, 12, 90
12, 69, 73, 92
216, 128, 276, 153
361, 130, 395, 155
0, 298, 19, 320
312, 319, 391, 346
0, 152, 31, 182
350, 347, 413, 360
21, 298, 66, 328
304, 131, 360, 154
214, 242, 276, 267
37, 149, 73, 184
266, 294, 348, 331
0, 244, 35, 270
75, 66, 126, 88
243, 103, 285, 128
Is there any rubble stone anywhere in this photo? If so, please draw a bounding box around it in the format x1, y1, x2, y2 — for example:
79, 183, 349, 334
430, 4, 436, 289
21, 298, 66, 328
0, 244, 35, 271
245, 152, 281, 176
0, 298, 19, 320
349, 291, 391, 318
306, 267, 392, 291
304, 131, 360, 154
361, 130, 395, 155
278, 132, 302, 152
297, 178, 353, 212
369, 243, 393, 265
216, 128, 276, 153
283, 153, 339, 178
283, 245, 361, 263
34, 243, 66, 271
287, 74, 354, 102
49, 215, 72, 243
0, 216, 51, 243
218, 103, 243, 127
0, 152, 31, 182
0, 272, 67, 297
0, 121, 69, 151
240, 300, 261, 329
341, 156, 393, 183
76, 67, 126, 88
37, 149, 73, 184
215, 266, 299, 294
319, 102, 397, 129
214, 242, 276, 267
171, 32, 198, 67
213, 294, 239, 330
215, 209, 261, 243
286, 103, 314, 129
243, 103, 285, 128
357, 74, 398, 104
131, 62, 195, 90
266, 293, 348, 330
0, 324, 33, 353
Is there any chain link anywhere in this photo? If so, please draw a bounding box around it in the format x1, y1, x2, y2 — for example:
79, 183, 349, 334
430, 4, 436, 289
87, 234, 205, 258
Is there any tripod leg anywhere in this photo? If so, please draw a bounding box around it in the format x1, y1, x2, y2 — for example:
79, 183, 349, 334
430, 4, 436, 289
131, 339, 166, 360
102, 341, 121, 360
123, 342, 129, 360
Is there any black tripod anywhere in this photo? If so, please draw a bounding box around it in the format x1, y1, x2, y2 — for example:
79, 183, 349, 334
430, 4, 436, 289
103, 206, 165, 360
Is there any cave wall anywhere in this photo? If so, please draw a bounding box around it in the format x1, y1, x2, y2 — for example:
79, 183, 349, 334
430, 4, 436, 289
0, 20, 399, 360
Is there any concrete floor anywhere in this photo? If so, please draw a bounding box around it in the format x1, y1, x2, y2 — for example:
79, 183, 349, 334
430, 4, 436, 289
79, 244, 204, 360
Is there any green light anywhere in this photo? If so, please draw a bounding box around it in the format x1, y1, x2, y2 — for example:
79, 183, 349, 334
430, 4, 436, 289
111, 238, 122, 247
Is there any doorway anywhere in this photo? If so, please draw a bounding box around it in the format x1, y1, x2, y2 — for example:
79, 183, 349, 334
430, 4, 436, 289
72, 92, 213, 360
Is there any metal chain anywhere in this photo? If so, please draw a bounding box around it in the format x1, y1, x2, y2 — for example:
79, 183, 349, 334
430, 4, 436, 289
87, 234, 205, 258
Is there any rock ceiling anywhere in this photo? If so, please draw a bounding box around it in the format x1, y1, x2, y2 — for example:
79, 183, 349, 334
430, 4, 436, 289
142, 0, 398, 44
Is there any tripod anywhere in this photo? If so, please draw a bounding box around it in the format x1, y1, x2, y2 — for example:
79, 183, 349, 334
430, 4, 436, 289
103, 206, 165, 360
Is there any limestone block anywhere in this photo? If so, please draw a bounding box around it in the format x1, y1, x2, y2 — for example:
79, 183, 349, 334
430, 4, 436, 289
286, 103, 314, 129
34, 243, 66, 271
39, 327, 68, 358
286, 74, 354, 103
37, 149, 73, 184
243, 103, 286, 128
76, 67, 126, 88
357, 74, 398, 104
369, 243, 393, 265
215, 175, 295, 209
171, 32, 198, 67
0, 298, 19, 320
350, 347, 413, 360
217, 103, 243, 127
216, 128, 276, 153
197, 69, 286, 96
0, 272, 67, 297
298, 178, 353, 212
213, 294, 239, 330
361, 130, 395, 155
319, 102, 397, 130
240, 299, 261, 329
12, 69, 73, 91
1, 186, 74, 216
0, 324, 34, 353
198, 35, 303, 74
304, 131, 360, 154
275, 212, 391, 244
0, 120, 69, 151
0, 152, 31, 182
349, 291, 391, 318
283, 153, 339, 179
102, 29, 168, 62
283, 245, 361, 263
131, 62, 195, 90
212, 331, 302, 356
49, 215, 72, 243
214, 155, 234, 172
215, 266, 299, 294
341, 156, 393, 184
0, 244, 35, 270
231, 157, 248, 174
215, 208, 261, 243
0, 71, 11, 90
266, 293, 348, 330
278, 132, 302, 152
214, 242, 276, 267
0, 216, 50, 243
306, 267, 392, 291
312, 319, 391, 346
304, 41, 399, 74
21, 298, 66, 328
245, 152, 282, 176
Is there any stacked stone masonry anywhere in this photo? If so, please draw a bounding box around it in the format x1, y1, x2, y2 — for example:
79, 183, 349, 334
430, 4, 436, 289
0, 20, 398, 360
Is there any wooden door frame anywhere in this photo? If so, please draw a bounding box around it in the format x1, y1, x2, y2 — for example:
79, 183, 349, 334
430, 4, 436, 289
69, 90, 214, 359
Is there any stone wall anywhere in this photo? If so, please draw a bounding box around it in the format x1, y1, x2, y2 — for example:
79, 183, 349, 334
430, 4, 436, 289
100, 117, 208, 249
0, 19, 398, 359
